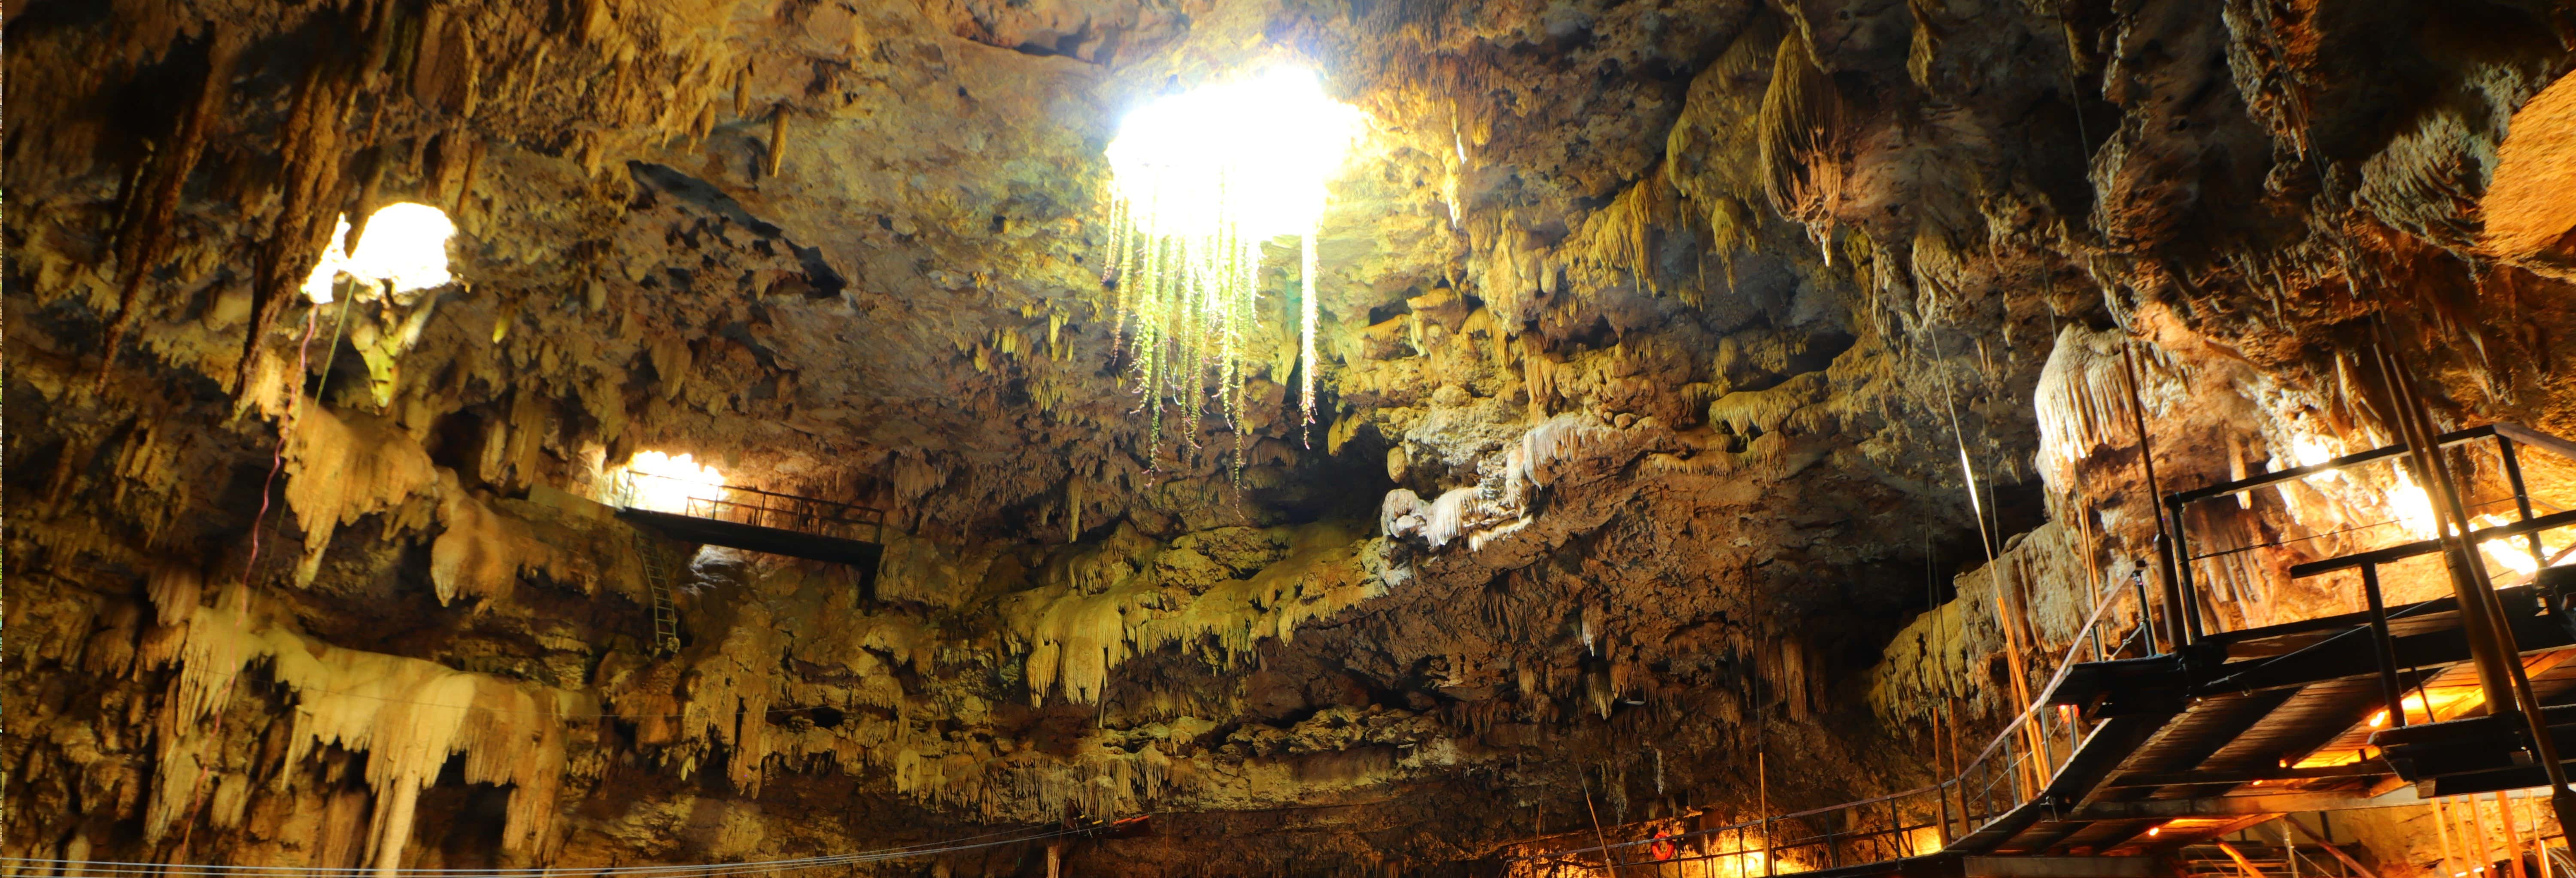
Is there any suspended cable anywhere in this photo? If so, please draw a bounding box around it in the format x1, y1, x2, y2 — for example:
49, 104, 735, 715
0, 822, 1094, 878
1519, 570, 2139, 863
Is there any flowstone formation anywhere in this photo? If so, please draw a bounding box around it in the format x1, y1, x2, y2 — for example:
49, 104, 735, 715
9, 0, 2576, 875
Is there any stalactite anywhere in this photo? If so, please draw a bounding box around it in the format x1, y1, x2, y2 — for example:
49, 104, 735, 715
2032, 325, 2186, 493
1756, 29, 1846, 229
766, 105, 789, 177
104, 28, 241, 360
136, 595, 591, 875
1007, 524, 1393, 706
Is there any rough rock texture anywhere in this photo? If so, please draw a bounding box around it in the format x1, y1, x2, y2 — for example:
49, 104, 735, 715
9, 0, 2576, 874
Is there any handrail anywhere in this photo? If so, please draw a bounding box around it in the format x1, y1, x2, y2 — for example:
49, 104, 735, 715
2495, 422, 2576, 466
2287, 508, 2576, 577
2165, 425, 2504, 507
614, 470, 883, 522
1521, 574, 2142, 865
682, 492, 883, 527
1520, 423, 2576, 872
2165, 422, 2576, 647
608, 470, 887, 544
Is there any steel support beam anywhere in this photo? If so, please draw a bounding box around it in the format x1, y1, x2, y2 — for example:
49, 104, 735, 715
2071, 787, 2425, 819
1962, 856, 2156, 878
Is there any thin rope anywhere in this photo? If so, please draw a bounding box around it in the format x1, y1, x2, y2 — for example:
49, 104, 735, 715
0, 822, 1094, 878
177, 299, 330, 859
1520, 571, 2136, 862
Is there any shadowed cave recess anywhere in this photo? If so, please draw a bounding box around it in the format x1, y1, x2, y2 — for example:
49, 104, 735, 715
10, 0, 2576, 875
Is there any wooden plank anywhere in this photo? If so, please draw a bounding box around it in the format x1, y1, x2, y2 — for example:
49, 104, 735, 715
2100, 691, 2296, 784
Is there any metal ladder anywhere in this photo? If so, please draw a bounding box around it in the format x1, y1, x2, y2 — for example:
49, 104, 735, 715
634, 530, 682, 656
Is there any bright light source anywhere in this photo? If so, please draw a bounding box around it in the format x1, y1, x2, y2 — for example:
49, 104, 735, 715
2289, 435, 2342, 469
2390, 471, 2439, 540
1106, 68, 1364, 240
300, 203, 457, 304
620, 451, 727, 513
1100, 67, 1367, 456
346, 203, 457, 293
2484, 528, 2540, 576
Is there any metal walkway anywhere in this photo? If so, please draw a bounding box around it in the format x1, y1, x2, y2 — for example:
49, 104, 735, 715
1513, 422, 2576, 878
607, 469, 887, 568
606, 471, 889, 652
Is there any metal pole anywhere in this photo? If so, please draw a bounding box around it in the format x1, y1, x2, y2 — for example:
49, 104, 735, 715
1980, 757, 1991, 820
2007, 731, 2023, 802
1830, 816, 1841, 868
2369, 327, 2576, 832
2073, 509, 2110, 662
1580, 768, 1622, 878
1762, 752, 1774, 878
2169, 500, 2207, 642
2283, 817, 2300, 878
2500, 791, 2533, 878
2360, 563, 2406, 728
2434, 797, 2464, 878
2133, 570, 2161, 655
2500, 436, 2547, 567
2369, 336, 2513, 702
2121, 341, 2191, 647
1935, 722, 1955, 847
2034, 711, 2054, 781
2067, 705, 2082, 767
1893, 799, 1908, 857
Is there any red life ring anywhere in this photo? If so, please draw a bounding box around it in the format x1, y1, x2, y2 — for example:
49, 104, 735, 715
1650, 827, 1678, 861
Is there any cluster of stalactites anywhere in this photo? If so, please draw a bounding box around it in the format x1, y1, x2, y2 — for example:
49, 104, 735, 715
137, 567, 589, 878
1102, 190, 1318, 477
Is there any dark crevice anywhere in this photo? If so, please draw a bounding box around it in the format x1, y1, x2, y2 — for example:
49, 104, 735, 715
628, 161, 849, 299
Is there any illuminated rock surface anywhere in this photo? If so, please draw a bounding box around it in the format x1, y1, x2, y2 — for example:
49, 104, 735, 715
9, 0, 2576, 874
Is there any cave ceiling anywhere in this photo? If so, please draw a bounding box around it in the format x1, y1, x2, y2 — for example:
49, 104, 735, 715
9, 0, 2576, 873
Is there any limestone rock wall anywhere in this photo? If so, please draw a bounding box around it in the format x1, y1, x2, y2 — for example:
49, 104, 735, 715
10, 0, 2576, 873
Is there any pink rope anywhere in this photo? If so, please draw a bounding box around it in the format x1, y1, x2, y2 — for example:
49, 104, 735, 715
173, 304, 323, 858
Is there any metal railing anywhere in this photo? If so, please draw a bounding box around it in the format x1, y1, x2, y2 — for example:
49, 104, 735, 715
608, 469, 886, 543
2167, 424, 2576, 645
1520, 579, 2149, 873
2175, 843, 2361, 878
2168, 423, 2576, 729
1508, 424, 2576, 875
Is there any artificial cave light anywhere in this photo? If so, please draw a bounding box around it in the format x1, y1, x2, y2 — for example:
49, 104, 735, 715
300, 203, 459, 304
620, 451, 729, 514
1101, 67, 1367, 462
